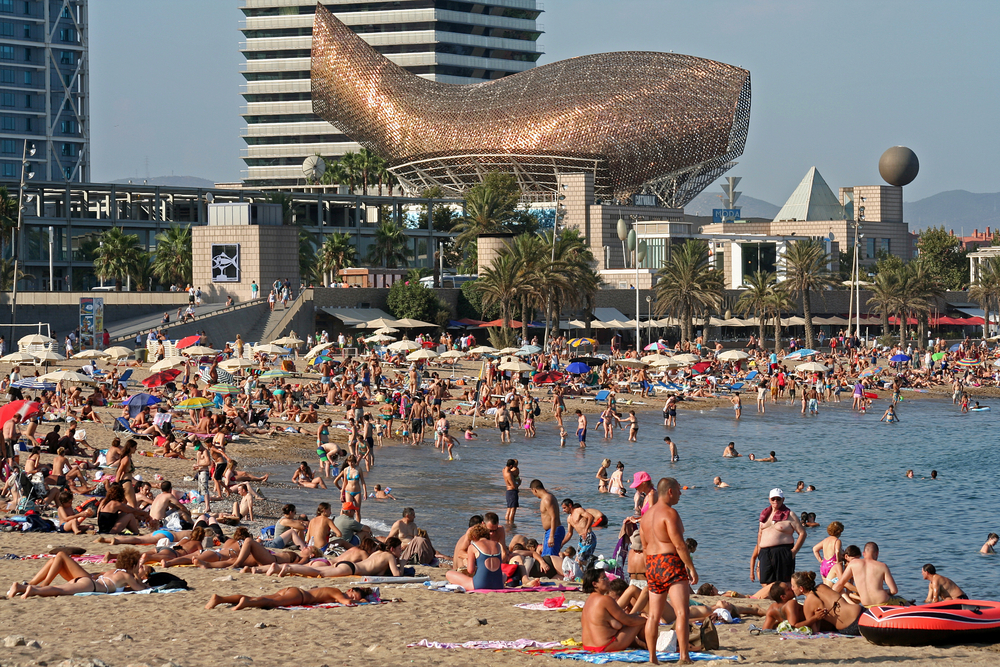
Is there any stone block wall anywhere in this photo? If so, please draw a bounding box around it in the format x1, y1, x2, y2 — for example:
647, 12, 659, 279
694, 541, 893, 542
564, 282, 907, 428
192, 225, 300, 303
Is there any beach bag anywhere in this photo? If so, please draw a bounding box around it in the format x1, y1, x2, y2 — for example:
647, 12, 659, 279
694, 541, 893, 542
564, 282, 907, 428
260, 525, 275, 540
700, 619, 720, 650
146, 571, 188, 590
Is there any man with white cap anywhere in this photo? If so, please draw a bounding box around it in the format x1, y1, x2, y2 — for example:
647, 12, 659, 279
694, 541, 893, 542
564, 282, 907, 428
751, 488, 806, 587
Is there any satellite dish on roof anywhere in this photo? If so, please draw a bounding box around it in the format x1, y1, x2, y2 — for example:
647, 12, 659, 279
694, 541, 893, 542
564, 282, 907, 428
302, 155, 326, 181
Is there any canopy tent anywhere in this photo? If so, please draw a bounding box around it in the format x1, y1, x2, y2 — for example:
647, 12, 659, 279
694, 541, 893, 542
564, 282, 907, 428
318, 307, 396, 327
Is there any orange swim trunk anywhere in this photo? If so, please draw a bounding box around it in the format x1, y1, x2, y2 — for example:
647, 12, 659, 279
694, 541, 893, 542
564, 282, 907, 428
645, 552, 687, 594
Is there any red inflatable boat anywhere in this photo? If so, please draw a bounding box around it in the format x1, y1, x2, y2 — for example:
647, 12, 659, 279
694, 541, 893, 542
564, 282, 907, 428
859, 600, 1000, 646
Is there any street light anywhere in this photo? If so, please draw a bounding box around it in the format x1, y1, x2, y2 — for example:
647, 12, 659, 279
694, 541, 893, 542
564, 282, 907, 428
10, 141, 36, 341
645, 294, 652, 350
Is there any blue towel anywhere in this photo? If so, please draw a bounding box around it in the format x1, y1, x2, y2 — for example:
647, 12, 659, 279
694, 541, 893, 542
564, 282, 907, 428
553, 650, 738, 664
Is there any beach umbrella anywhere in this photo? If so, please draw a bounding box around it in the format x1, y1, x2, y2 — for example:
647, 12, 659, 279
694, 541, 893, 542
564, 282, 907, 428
142, 369, 182, 388
889, 354, 911, 362
469, 345, 498, 354
304, 342, 335, 360
784, 349, 818, 360
0, 400, 40, 425
259, 369, 293, 381
949, 343, 962, 352
858, 366, 884, 378
566, 361, 591, 374
270, 336, 304, 346
931, 352, 947, 362
644, 341, 669, 351
72, 349, 110, 359
40, 370, 95, 384
309, 355, 333, 366
182, 346, 219, 356
388, 340, 420, 352
569, 356, 605, 367
519, 344, 542, 354
18, 334, 54, 346
175, 335, 202, 349
393, 318, 434, 328
374, 326, 399, 335
498, 347, 521, 355
440, 350, 465, 359
209, 383, 240, 394
363, 317, 402, 329
149, 357, 186, 372
691, 361, 713, 374
407, 349, 439, 361
615, 359, 649, 369
717, 350, 750, 361
796, 361, 829, 372
641, 354, 666, 363
499, 360, 533, 373
365, 334, 395, 344
567, 338, 597, 348
651, 357, 684, 368
532, 370, 564, 384
254, 344, 290, 355
175, 397, 214, 410
956, 358, 981, 367
11, 379, 55, 391
105, 346, 133, 359
32, 350, 65, 365
126, 393, 162, 417
1, 351, 36, 363
672, 353, 701, 364
219, 358, 254, 371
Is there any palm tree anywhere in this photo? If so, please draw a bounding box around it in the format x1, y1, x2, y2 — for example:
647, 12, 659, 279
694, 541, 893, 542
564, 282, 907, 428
896, 260, 939, 345
0, 257, 33, 291
781, 239, 835, 351
93, 227, 142, 291
151, 224, 192, 287
320, 160, 349, 192
453, 177, 521, 248
867, 269, 902, 340
317, 231, 357, 285
736, 270, 777, 348
131, 251, 156, 292
477, 252, 522, 330
299, 228, 317, 278
339, 151, 361, 193
537, 228, 599, 349
969, 256, 1000, 339
653, 239, 724, 343
0, 186, 16, 256
367, 220, 410, 268
764, 289, 796, 355
503, 233, 549, 343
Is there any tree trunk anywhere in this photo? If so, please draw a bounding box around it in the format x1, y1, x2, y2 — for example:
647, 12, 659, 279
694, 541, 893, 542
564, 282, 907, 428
881, 309, 889, 339
758, 311, 766, 351
802, 289, 814, 350
543, 292, 552, 352
898, 311, 905, 346
683, 303, 692, 345
520, 298, 529, 345
984, 304, 991, 339
773, 315, 781, 355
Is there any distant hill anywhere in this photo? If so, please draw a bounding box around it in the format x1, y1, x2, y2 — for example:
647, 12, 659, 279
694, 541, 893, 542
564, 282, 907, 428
684, 190, 780, 219
904, 190, 1000, 234
110, 176, 216, 189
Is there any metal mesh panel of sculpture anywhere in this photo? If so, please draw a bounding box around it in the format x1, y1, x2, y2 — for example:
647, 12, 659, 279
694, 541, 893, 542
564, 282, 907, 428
310, 4, 750, 207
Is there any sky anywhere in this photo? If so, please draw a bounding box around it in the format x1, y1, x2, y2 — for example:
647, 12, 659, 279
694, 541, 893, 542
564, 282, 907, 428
90, 0, 1000, 205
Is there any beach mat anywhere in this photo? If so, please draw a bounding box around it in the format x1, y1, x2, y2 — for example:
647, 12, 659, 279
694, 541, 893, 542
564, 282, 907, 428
75, 586, 187, 597
551, 650, 739, 663
473, 585, 580, 594
278, 599, 390, 611
409, 639, 564, 650
351, 575, 429, 584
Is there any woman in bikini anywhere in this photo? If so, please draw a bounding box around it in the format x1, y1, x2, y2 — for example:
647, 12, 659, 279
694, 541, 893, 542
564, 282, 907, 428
136, 526, 207, 565
812, 521, 844, 580
608, 462, 626, 497
194, 533, 300, 570
95, 483, 150, 535
333, 455, 366, 520
789, 571, 864, 635
274, 538, 402, 578
595, 459, 611, 493
162, 527, 248, 567
292, 461, 327, 489
115, 439, 139, 508
206, 585, 373, 610
316, 418, 333, 477
7, 547, 145, 599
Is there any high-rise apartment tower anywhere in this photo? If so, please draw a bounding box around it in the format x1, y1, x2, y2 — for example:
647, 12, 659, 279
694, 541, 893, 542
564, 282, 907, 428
239, 0, 542, 188
0, 0, 88, 183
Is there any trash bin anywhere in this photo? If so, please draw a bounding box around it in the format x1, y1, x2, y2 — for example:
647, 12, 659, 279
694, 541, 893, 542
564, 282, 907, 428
135, 348, 147, 363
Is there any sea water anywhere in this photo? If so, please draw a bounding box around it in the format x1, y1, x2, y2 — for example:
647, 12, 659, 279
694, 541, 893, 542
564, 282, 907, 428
271, 396, 1000, 600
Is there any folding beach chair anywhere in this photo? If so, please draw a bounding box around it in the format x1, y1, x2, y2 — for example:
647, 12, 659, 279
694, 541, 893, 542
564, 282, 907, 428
112, 416, 154, 441
117, 369, 134, 391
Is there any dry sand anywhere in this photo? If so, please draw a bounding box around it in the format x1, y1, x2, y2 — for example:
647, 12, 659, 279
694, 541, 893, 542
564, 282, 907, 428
0, 357, 994, 666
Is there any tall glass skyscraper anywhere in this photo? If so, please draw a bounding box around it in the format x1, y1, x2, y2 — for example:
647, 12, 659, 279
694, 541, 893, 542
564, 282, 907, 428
239, 0, 542, 188
0, 0, 88, 183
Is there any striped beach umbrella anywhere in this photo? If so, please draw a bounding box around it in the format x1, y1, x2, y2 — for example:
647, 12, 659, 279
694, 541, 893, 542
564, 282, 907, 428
956, 358, 981, 367
567, 338, 597, 348
259, 369, 293, 381
209, 383, 240, 394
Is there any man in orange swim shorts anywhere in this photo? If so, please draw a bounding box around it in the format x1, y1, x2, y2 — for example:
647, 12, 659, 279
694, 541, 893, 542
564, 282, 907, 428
640, 477, 697, 664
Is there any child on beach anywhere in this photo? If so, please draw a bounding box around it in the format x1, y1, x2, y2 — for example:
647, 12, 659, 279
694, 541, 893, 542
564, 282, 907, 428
370, 484, 396, 500
464, 428, 477, 440
523, 413, 535, 438
559, 427, 567, 448
561, 546, 582, 581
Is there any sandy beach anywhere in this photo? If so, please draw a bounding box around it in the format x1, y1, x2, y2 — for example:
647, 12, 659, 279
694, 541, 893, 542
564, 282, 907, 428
1, 356, 995, 666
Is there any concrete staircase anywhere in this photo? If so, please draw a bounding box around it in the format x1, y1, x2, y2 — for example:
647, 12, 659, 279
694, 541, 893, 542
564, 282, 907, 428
246, 306, 287, 345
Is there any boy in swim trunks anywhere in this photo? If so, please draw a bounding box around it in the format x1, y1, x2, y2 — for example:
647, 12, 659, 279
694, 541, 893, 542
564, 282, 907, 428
640, 477, 697, 664
575, 410, 587, 449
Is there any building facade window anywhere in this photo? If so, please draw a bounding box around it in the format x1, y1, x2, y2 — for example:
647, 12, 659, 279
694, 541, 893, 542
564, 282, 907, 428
0, 68, 12, 83
23, 47, 30, 61
23, 116, 30, 131
21, 22, 27, 38
0, 116, 13, 130
23, 93, 29, 107
59, 50, 74, 65
880, 238, 891, 254
0, 139, 14, 153
1, 92, 13, 107
63, 166, 71, 179
22, 70, 29, 84
60, 142, 76, 156
59, 27, 75, 42
0, 0, 11, 14
1, 162, 14, 177
0, 45, 13, 60
60, 119, 76, 134
0, 21, 13, 36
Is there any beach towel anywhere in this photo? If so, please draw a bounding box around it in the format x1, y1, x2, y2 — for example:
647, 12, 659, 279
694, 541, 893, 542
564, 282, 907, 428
21, 553, 107, 563
551, 650, 739, 663
75, 586, 187, 597
515, 600, 586, 611
278, 600, 389, 611
409, 639, 565, 650
349, 575, 429, 584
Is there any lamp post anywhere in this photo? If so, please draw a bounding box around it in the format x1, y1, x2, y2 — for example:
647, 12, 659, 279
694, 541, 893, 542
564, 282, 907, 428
645, 294, 652, 350
10, 140, 35, 342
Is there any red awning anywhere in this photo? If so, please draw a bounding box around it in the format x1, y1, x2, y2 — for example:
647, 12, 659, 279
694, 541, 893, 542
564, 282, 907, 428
456, 317, 485, 326
479, 319, 524, 328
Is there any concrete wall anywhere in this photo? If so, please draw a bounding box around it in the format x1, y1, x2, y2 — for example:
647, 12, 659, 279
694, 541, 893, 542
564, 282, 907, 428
0, 292, 191, 338
192, 225, 300, 303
